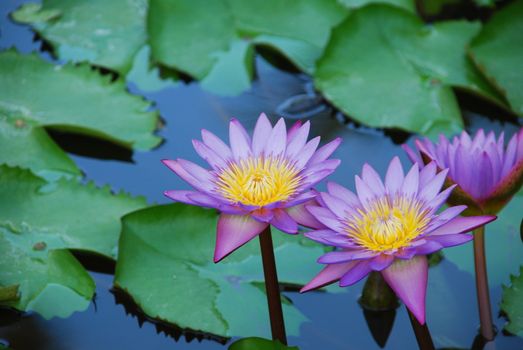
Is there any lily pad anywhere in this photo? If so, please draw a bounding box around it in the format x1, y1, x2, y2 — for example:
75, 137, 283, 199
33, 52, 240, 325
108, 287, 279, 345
470, 0, 523, 116
314, 4, 504, 135
0, 165, 147, 259
12, 0, 147, 74
229, 337, 298, 350
338, 0, 415, 13
114, 204, 328, 338
444, 190, 523, 287
0, 117, 80, 180
147, 0, 347, 95
0, 50, 161, 150
501, 266, 523, 337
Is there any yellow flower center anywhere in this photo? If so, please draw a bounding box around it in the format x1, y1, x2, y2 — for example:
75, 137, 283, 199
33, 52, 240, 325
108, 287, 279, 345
215, 156, 301, 207
346, 196, 430, 252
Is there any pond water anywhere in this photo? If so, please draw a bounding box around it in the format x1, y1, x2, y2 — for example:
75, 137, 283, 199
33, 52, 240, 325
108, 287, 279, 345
1, 1, 522, 349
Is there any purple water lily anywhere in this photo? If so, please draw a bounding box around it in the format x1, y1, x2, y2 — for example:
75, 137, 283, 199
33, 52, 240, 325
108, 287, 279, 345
403, 128, 523, 214
162, 113, 341, 262
300, 157, 495, 324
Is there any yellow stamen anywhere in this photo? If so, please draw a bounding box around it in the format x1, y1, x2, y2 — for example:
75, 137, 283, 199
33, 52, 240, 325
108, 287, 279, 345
346, 196, 430, 252
215, 156, 301, 207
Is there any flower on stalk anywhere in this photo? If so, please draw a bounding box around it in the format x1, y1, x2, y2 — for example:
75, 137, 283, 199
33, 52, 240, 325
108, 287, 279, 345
403, 128, 523, 215
162, 113, 341, 262
300, 157, 496, 324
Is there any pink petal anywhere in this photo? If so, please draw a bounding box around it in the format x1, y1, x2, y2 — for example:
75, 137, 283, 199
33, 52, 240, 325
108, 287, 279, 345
287, 120, 303, 142
401, 163, 419, 198
339, 260, 372, 286
264, 118, 287, 156
381, 255, 428, 324
293, 136, 321, 169
427, 215, 496, 236
250, 208, 274, 222
286, 202, 325, 229
192, 139, 227, 170
318, 250, 376, 264
201, 129, 232, 160
304, 229, 354, 247
428, 233, 473, 248
418, 168, 448, 203
252, 113, 273, 156
307, 206, 345, 232
385, 156, 405, 194
355, 175, 375, 209
286, 121, 311, 159
369, 254, 394, 271
214, 214, 268, 263
426, 205, 467, 231
300, 261, 357, 293
164, 190, 201, 206
270, 209, 298, 234
320, 192, 350, 219
327, 182, 361, 208
308, 137, 342, 165
362, 163, 386, 196
162, 159, 214, 193
418, 162, 437, 188
402, 144, 423, 165
283, 192, 318, 208
229, 118, 252, 161
298, 169, 336, 190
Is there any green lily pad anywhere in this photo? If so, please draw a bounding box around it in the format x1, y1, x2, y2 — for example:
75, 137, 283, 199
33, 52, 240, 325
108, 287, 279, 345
0, 285, 19, 303
12, 0, 147, 74
0, 50, 161, 150
501, 266, 523, 337
148, 0, 347, 95
0, 117, 80, 181
0, 165, 147, 259
444, 190, 523, 287
0, 165, 147, 318
338, 0, 415, 13
114, 204, 328, 338
0, 225, 94, 319
470, 0, 523, 116
229, 337, 298, 350
314, 4, 504, 135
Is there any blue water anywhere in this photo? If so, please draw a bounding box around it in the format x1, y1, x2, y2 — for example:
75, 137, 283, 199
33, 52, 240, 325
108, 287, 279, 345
1, 1, 522, 349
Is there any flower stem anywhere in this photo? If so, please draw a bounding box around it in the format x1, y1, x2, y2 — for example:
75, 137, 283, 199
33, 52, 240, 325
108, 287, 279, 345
473, 225, 495, 340
259, 226, 287, 345
407, 308, 435, 350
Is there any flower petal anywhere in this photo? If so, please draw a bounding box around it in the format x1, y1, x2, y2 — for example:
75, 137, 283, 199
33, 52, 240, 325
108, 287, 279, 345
318, 250, 376, 264
214, 214, 268, 263
162, 159, 214, 193
327, 182, 361, 208
264, 117, 287, 156
401, 163, 419, 198
229, 118, 252, 160
201, 129, 232, 160
300, 261, 357, 293
304, 229, 354, 247
320, 192, 350, 219
308, 137, 342, 165
339, 260, 372, 286
286, 121, 310, 159
369, 254, 394, 271
362, 163, 386, 196
381, 255, 428, 324
418, 168, 448, 203
427, 215, 496, 236
293, 136, 321, 169
428, 233, 473, 248
286, 202, 325, 229
192, 139, 227, 170
252, 113, 273, 156
270, 209, 298, 234
164, 190, 202, 206
385, 156, 405, 195
250, 208, 274, 222
307, 206, 345, 232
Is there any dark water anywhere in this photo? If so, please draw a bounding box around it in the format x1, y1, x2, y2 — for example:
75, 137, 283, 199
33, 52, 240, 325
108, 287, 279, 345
1, 1, 522, 349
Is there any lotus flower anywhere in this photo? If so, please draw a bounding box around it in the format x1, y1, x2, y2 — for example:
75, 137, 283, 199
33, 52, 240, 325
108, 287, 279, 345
162, 113, 341, 262
403, 128, 523, 215
300, 157, 496, 324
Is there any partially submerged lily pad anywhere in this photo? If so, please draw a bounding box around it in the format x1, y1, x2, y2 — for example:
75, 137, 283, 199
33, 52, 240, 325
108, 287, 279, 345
0, 165, 147, 318
470, 0, 523, 116
314, 4, 504, 135
501, 266, 523, 337
0, 50, 161, 150
228, 337, 299, 350
114, 204, 328, 338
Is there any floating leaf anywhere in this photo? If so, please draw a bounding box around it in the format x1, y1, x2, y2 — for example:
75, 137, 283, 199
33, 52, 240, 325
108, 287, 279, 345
314, 5, 504, 135
501, 266, 523, 337
0, 165, 147, 318
444, 190, 523, 286
0, 50, 161, 150
0, 165, 147, 258
0, 117, 80, 180
115, 204, 328, 337
338, 0, 415, 13
12, 0, 147, 74
0, 225, 94, 319
470, 0, 523, 116
148, 0, 347, 95
229, 337, 299, 350
0, 285, 19, 303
